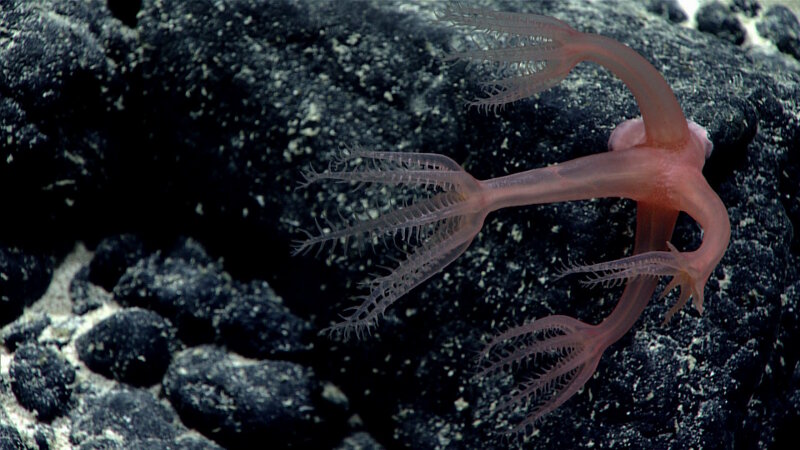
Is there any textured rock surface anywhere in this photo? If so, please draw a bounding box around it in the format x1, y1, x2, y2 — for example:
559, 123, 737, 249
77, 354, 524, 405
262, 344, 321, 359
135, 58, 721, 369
10, 344, 75, 422
76, 308, 179, 386
0, 0, 798, 449
163, 346, 327, 449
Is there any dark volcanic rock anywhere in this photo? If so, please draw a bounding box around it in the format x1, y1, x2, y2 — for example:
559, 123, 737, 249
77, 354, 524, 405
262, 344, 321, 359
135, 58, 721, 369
76, 308, 179, 386
163, 346, 324, 449
0, 1, 798, 449
10, 344, 75, 422
0, 246, 53, 326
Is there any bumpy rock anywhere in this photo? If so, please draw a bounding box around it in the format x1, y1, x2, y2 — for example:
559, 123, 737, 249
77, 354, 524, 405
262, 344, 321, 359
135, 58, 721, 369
76, 308, 179, 386
163, 346, 322, 448
10, 344, 76, 422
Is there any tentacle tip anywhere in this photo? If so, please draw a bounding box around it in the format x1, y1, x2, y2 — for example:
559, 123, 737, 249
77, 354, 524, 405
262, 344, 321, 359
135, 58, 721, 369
659, 274, 708, 325
319, 312, 379, 342
289, 243, 306, 257
318, 323, 354, 342
692, 287, 705, 315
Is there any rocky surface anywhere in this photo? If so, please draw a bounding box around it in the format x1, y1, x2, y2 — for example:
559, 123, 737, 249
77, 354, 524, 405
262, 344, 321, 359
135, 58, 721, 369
0, 0, 798, 449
